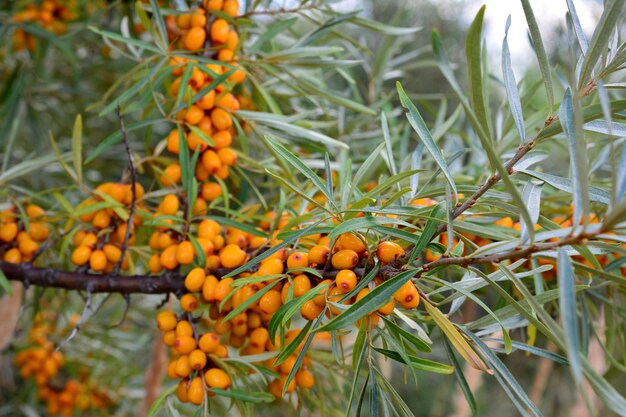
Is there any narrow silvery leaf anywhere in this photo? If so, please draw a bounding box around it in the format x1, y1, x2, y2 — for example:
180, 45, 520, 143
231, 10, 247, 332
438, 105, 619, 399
583, 120, 626, 136
520, 181, 542, 243
578, 0, 625, 90
617, 144, 626, 201
566, 0, 589, 54
409, 144, 423, 200
397, 82, 458, 200
518, 169, 610, 204
502, 16, 526, 143
559, 88, 589, 229
557, 248, 583, 385
381, 112, 398, 177
520, 0, 554, 113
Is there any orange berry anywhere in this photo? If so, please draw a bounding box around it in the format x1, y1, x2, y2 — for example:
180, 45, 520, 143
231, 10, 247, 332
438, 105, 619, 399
201, 182, 222, 201
201, 150, 222, 173
184, 105, 205, 125
26, 204, 45, 219
217, 148, 237, 166
257, 258, 284, 276
296, 368, 314, 388
183, 26, 207, 51
222, 0, 239, 17
180, 294, 199, 312
174, 335, 198, 354
18, 238, 38, 257
176, 241, 195, 265
161, 163, 181, 186
71, 246, 92, 266
393, 281, 420, 309
162, 330, 177, 346
204, 0, 223, 10
336, 233, 367, 253
249, 327, 269, 349
210, 108, 232, 130
335, 269, 357, 293
287, 252, 308, 270
198, 219, 221, 239
160, 194, 180, 215
187, 376, 204, 405
190, 11, 207, 28
185, 268, 206, 292
300, 299, 324, 320
175, 355, 192, 377
217, 49, 234, 62
156, 311, 177, 331
259, 290, 282, 314
103, 244, 122, 264
377, 298, 396, 315
376, 241, 405, 263
176, 320, 194, 337
28, 222, 50, 241
189, 349, 208, 370
331, 249, 359, 269
176, 379, 189, 403
225, 30, 238, 50
293, 274, 312, 297
214, 277, 234, 301
201, 274, 219, 302
197, 89, 216, 110
308, 245, 330, 266
160, 244, 179, 270
148, 254, 163, 273
219, 244, 247, 268
204, 368, 231, 389
356, 287, 370, 302
212, 130, 232, 148
210, 19, 229, 44
177, 13, 192, 29
0, 222, 18, 242
198, 333, 220, 353
4, 248, 22, 263
92, 210, 111, 230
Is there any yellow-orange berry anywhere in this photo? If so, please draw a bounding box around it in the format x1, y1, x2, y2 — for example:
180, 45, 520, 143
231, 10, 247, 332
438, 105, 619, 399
156, 311, 177, 331
0, 222, 18, 242
4, 248, 22, 263
308, 245, 330, 266
210, 108, 232, 130
198, 333, 220, 353
336, 233, 367, 253
331, 249, 359, 270
335, 269, 357, 293
296, 368, 314, 388
259, 290, 282, 314
201, 275, 219, 302
214, 277, 234, 301
219, 244, 247, 268
292, 274, 311, 297
222, 0, 239, 17
300, 299, 324, 320
286, 252, 308, 270
161, 163, 181, 186
160, 244, 179, 270
201, 182, 222, 201
161, 194, 180, 215
187, 376, 204, 405
175, 355, 192, 377
176, 379, 189, 403
180, 294, 199, 312
174, 335, 198, 354
189, 349, 207, 370
376, 241, 405, 263
183, 26, 207, 51
210, 19, 229, 43
204, 368, 231, 389
185, 268, 206, 292
176, 241, 195, 265
71, 246, 92, 266
393, 281, 420, 309
103, 244, 122, 264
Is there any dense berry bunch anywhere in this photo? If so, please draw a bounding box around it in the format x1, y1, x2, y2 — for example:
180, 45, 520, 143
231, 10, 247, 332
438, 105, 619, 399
14, 313, 113, 417
0, 205, 50, 264
11, 0, 79, 51
70, 182, 145, 272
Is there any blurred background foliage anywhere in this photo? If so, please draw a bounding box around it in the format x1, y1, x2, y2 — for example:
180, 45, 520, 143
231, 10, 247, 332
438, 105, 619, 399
0, 0, 624, 416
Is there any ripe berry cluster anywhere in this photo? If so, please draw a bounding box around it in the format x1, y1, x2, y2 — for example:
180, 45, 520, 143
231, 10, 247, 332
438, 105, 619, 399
14, 312, 113, 417
70, 182, 145, 272
11, 0, 78, 51
0, 205, 50, 264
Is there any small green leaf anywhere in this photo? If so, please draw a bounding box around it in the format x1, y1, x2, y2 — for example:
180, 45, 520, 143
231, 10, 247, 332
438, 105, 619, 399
72, 114, 83, 185
209, 388, 275, 403
373, 347, 454, 374
502, 16, 526, 143
557, 248, 583, 385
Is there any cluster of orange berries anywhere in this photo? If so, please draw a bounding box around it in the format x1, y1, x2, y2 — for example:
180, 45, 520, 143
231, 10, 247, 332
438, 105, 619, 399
150, 205, 426, 403
159, 0, 244, 204
0, 204, 50, 264
14, 313, 113, 417
70, 182, 145, 272
156, 312, 232, 405
12, 0, 78, 51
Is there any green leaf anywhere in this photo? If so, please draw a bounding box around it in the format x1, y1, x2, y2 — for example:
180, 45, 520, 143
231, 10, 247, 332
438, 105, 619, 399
48, 132, 76, 181
466, 5, 491, 140
0, 269, 12, 295
272, 320, 313, 367
520, 0, 554, 113
265, 137, 337, 210
408, 204, 445, 263
72, 114, 83, 185
565, 0, 588, 53
381, 317, 432, 353
145, 383, 177, 417
250, 18, 297, 51
443, 338, 477, 416
397, 82, 457, 200
423, 299, 492, 374
517, 170, 610, 205
559, 88, 589, 227
578, 0, 625, 89
209, 388, 275, 403
557, 248, 583, 385
223, 280, 280, 323
373, 347, 454, 374
351, 17, 420, 35
89, 26, 162, 54
315, 269, 418, 332
85, 120, 158, 164
502, 16, 526, 143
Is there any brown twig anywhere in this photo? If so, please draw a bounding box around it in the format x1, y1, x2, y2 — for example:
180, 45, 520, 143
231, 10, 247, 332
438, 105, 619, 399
113, 107, 137, 276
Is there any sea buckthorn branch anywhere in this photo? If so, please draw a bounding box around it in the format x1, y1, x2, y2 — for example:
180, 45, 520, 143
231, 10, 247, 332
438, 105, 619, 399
112, 107, 137, 276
